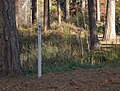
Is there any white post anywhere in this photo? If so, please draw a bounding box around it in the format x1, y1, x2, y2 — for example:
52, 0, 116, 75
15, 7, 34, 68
38, 22, 42, 78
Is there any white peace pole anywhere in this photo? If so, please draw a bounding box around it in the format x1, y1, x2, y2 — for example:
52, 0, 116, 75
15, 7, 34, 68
38, 22, 42, 78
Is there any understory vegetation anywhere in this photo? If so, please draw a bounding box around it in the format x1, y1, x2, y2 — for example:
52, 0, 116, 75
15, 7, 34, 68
19, 22, 120, 75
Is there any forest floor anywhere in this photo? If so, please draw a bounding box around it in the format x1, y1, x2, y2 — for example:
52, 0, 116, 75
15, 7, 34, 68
0, 34, 120, 91
99, 34, 120, 45
0, 66, 120, 91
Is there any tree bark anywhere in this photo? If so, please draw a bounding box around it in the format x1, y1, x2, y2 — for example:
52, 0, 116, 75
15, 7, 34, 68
105, 0, 116, 40
0, 0, 24, 75
32, 0, 37, 24
88, 0, 99, 50
44, 0, 50, 31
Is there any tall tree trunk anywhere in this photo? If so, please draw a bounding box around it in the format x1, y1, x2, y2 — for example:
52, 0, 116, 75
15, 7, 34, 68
48, 0, 50, 28
88, 0, 99, 50
96, 0, 100, 22
32, 0, 37, 24
57, 0, 61, 25
65, 0, 70, 21
82, 0, 86, 10
44, 0, 50, 31
81, 0, 86, 29
0, 0, 24, 75
105, 0, 116, 40
15, 0, 19, 28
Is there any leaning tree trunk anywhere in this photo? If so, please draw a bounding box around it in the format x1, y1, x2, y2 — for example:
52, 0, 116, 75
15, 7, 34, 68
105, 0, 116, 40
0, 0, 24, 75
88, 0, 99, 50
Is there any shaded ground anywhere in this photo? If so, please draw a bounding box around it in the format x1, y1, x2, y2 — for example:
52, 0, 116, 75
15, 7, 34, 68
0, 67, 120, 91
1, 32, 120, 91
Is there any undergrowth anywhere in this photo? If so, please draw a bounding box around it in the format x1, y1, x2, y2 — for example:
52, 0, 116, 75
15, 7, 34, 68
19, 22, 120, 75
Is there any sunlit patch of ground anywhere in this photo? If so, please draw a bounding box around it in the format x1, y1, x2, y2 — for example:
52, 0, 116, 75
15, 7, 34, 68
98, 34, 120, 45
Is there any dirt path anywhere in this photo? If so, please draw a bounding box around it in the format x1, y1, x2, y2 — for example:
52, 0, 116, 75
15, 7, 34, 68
0, 67, 120, 91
